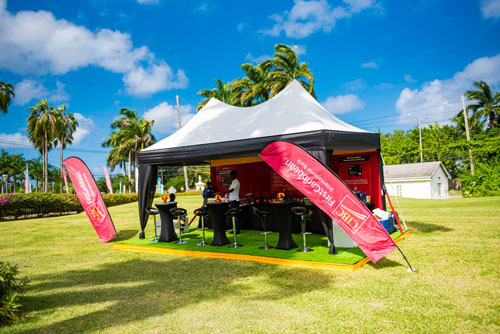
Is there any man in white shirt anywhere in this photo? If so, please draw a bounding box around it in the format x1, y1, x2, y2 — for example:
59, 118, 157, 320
220, 170, 241, 234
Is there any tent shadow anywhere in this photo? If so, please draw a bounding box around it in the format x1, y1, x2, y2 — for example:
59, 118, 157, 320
408, 221, 452, 233
18, 257, 333, 333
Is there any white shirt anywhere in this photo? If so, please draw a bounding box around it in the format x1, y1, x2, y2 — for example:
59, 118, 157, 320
228, 178, 240, 202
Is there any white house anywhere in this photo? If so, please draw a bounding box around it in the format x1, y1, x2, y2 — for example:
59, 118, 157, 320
384, 161, 451, 199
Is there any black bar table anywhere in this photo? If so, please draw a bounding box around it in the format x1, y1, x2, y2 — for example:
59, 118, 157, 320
154, 202, 178, 242
270, 200, 298, 250
206, 202, 231, 246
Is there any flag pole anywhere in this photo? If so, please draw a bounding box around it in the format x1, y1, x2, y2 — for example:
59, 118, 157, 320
396, 246, 416, 272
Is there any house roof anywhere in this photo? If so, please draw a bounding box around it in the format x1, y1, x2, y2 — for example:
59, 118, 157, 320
383, 161, 451, 180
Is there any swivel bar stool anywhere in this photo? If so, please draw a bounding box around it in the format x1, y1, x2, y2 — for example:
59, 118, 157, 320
252, 206, 273, 250
170, 207, 188, 244
291, 206, 314, 252
147, 207, 160, 242
193, 207, 209, 246
226, 207, 243, 248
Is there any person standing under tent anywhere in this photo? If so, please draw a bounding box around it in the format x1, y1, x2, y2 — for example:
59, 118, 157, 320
219, 170, 240, 234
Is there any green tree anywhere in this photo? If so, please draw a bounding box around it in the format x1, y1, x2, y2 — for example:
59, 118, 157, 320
231, 63, 271, 106
28, 157, 43, 192
27, 99, 58, 192
0, 81, 15, 116
196, 78, 233, 111
463, 81, 500, 129
54, 104, 78, 193
262, 44, 315, 98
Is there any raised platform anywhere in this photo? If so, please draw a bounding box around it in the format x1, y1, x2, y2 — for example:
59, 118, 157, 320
113, 229, 412, 271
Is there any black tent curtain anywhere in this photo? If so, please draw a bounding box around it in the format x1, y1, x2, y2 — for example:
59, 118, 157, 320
307, 148, 337, 255
138, 164, 158, 239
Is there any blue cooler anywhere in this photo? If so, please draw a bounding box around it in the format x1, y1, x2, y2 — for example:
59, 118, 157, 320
378, 214, 396, 233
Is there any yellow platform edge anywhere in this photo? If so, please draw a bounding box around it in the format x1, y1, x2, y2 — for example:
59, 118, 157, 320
113, 229, 412, 271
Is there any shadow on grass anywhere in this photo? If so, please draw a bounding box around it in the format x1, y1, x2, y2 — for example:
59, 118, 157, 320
408, 221, 452, 233
17, 258, 333, 333
116, 229, 139, 241
368, 257, 404, 269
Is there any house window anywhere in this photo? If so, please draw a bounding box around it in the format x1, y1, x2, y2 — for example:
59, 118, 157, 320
437, 182, 441, 196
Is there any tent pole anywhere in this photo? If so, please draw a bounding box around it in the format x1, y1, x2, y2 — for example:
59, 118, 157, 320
396, 246, 416, 272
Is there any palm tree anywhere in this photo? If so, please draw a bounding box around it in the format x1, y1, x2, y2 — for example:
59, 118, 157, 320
0, 81, 15, 116
231, 63, 271, 106
29, 157, 43, 192
464, 81, 500, 129
27, 99, 58, 192
54, 104, 78, 193
196, 78, 233, 111
262, 44, 315, 98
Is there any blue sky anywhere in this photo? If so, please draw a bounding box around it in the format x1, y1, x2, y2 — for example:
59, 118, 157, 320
1, 0, 500, 176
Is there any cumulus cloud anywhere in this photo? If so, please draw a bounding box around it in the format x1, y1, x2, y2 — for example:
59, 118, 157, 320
481, 0, 500, 18
71, 113, 95, 145
261, 0, 376, 38
0, 132, 32, 148
143, 101, 195, 134
321, 94, 365, 114
344, 78, 366, 90
395, 53, 500, 124
0, 1, 187, 96
361, 60, 380, 69
137, 0, 159, 4
245, 53, 272, 64
14, 79, 69, 105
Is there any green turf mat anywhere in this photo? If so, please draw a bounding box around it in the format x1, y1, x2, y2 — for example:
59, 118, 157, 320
116, 228, 405, 265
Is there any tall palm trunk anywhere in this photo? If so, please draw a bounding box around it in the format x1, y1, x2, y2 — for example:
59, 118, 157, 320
128, 151, 132, 193
43, 131, 48, 193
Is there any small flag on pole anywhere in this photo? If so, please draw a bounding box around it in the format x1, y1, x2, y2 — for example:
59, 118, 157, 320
103, 166, 113, 194
25, 163, 30, 193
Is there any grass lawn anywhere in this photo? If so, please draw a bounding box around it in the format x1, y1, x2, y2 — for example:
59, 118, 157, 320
0, 195, 499, 333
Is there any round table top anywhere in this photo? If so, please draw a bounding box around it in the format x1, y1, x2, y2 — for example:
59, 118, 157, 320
155, 201, 177, 206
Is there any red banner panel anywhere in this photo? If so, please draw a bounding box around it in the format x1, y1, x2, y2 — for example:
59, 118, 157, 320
260, 142, 396, 263
64, 157, 117, 243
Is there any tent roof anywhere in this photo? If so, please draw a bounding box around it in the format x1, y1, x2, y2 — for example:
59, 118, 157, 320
144, 80, 366, 152
139, 80, 379, 165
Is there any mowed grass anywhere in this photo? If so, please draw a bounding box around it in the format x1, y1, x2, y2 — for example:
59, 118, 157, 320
0, 196, 499, 333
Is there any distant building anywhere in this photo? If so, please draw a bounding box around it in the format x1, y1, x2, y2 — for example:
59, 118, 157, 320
384, 161, 451, 199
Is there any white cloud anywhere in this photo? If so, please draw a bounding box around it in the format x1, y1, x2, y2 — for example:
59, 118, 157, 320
361, 60, 380, 69
0, 2, 187, 96
137, 0, 159, 4
344, 78, 366, 90
395, 53, 500, 124
143, 101, 195, 134
404, 74, 416, 83
481, 0, 500, 18
262, 0, 376, 38
237, 22, 245, 31
245, 53, 272, 64
71, 113, 95, 145
0, 132, 32, 148
197, 2, 208, 11
375, 82, 395, 90
14, 79, 69, 105
291, 44, 307, 56
321, 94, 365, 114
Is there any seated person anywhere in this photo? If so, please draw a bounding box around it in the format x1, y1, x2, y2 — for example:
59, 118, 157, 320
169, 193, 188, 233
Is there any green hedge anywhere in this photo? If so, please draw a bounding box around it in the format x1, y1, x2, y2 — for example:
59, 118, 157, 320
0, 193, 138, 220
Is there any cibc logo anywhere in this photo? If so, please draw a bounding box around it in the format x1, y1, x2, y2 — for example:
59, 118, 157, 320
333, 196, 368, 233
85, 202, 106, 225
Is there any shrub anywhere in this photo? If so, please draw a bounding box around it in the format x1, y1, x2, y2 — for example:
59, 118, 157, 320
459, 163, 500, 197
0, 262, 29, 324
0, 193, 138, 220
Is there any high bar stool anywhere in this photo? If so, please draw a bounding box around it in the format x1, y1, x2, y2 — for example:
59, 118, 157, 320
170, 207, 188, 244
147, 207, 160, 242
193, 207, 209, 246
226, 207, 243, 248
291, 206, 314, 252
252, 206, 273, 250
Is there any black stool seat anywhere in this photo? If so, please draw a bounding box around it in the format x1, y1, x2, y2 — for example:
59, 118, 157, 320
226, 207, 243, 248
252, 207, 273, 250
193, 207, 209, 246
291, 206, 314, 253
146, 207, 160, 241
170, 207, 188, 244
